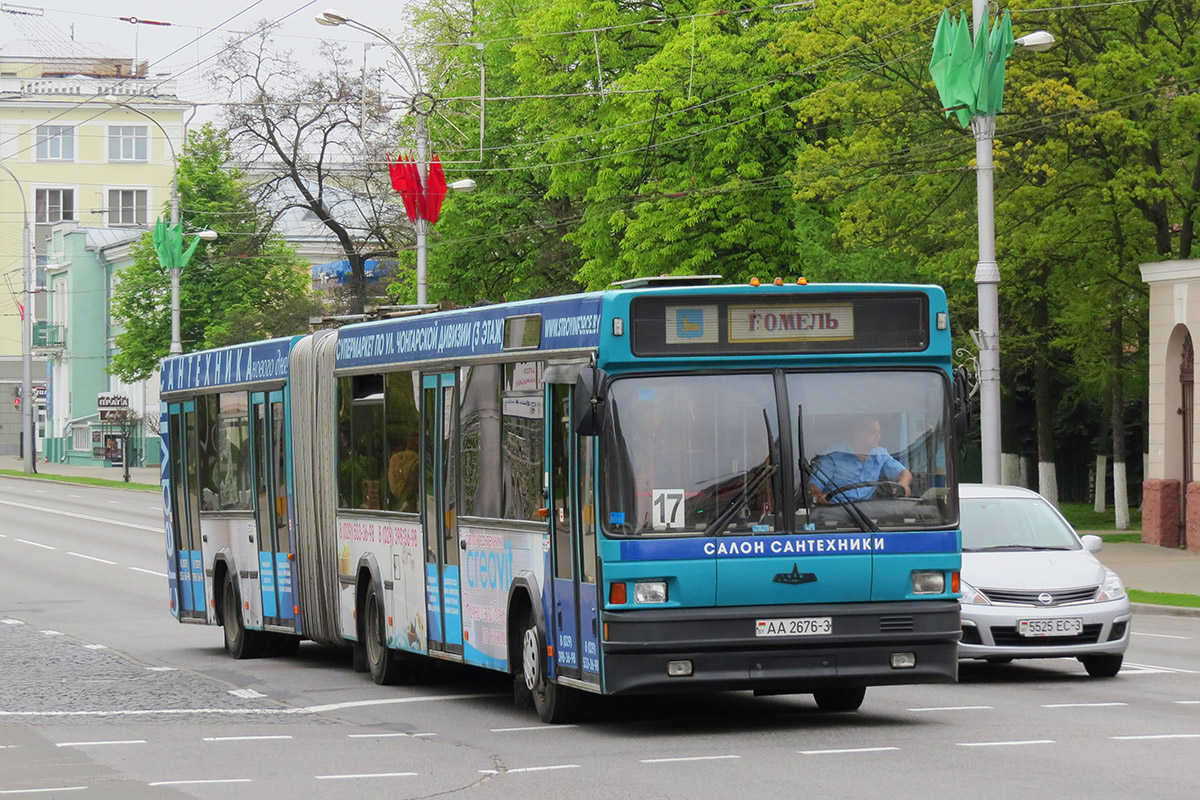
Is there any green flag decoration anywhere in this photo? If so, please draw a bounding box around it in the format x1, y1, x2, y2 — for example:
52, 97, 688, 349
152, 218, 203, 271
928, 8, 1015, 128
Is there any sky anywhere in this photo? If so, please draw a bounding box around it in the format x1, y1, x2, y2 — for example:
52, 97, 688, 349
2, 1, 417, 121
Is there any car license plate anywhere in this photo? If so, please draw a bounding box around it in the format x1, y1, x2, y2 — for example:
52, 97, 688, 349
755, 617, 833, 637
1018, 617, 1083, 637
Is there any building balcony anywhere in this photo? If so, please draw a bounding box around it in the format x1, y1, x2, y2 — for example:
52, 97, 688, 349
33, 322, 65, 349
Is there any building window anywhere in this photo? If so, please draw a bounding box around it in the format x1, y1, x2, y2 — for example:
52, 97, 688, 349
35, 188, 74, 223
35, 125, 73, 160
108, 126, 147, 161
71, 426, 88, 452
108, 189, 148, 226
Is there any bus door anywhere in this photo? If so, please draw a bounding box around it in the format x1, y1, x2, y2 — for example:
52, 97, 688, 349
547, 384, 601, 685
251, 391, 295, 628
167, 400, 205, 621
422, 372, 463, 654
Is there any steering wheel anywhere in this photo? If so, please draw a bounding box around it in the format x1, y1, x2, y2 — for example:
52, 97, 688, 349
822, 480, 908, 502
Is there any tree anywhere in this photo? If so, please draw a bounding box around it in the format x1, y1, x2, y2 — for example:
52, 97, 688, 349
110, 124, 317, 381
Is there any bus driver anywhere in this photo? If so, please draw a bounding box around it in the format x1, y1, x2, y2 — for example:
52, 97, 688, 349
808, 416, 913, 504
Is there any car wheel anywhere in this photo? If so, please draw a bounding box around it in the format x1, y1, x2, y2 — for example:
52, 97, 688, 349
1080, 654, 1123, 678
812, 686, 866, 712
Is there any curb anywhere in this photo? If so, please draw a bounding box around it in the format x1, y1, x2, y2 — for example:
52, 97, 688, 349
0, 471, 158, 492
1131, 602, 1200, 619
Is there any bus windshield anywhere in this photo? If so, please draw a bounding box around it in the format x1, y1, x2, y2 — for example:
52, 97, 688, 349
601, 370, 954, 536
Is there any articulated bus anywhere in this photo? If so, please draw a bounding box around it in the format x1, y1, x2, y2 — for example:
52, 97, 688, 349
160, 277, 966, 722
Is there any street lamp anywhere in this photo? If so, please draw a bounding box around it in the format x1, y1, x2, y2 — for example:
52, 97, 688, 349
0, 162, 36, 475
929, 6, 1054, 485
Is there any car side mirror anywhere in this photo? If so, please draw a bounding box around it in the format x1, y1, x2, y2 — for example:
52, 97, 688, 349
572, 367, 608, 436
952, 365, 973, 437
1081, 534, 1103, 553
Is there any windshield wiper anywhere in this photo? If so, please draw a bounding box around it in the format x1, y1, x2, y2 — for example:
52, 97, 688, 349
967, 545, 1072, 552
704, 463, 779, 537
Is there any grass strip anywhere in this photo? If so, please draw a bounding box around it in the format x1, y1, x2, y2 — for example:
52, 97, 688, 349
1128, 589, 1200, 609
1096, 533, 1143, 544
1058, 501, 1143, 531
0, 468, 158, 493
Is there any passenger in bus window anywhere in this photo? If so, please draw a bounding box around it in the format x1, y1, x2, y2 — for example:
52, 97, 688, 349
808, 416, 912, 504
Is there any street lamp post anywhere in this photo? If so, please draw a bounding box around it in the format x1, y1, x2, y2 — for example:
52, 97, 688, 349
0, 163, 36, 475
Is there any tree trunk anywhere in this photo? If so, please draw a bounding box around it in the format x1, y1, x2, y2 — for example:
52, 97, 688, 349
1111, 294, 1129, 530
1094, 453, 1107, 513
1033, 293, 1057, 506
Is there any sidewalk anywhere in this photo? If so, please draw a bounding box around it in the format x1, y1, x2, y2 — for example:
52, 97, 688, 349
4, 457, 160, 486
1091, 537, 1200, 597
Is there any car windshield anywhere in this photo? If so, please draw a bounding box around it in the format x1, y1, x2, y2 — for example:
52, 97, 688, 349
599, 370, 955, 535
961, 497, 1081, 551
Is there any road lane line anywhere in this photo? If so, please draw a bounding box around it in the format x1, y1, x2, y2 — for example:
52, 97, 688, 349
640, 755, 742, 764
0, 620, 23, 625
228, 689, 266, 699
490, 724, 577, 732
0, 695, 502, 718
129, 567, 168, 578
1132, 632, 1192, 640
203, 735, 292, 742
909, 706, 993, 712
799, 747, 900, 755
490, 765, 580, 774
145, 667, 176, 672
106, 501, 120, 505
956, 740, 1055, 747
39, 631, 62, 636
347, 733, 436, 738
301, 693, 503, 713
68, 552, 117, 566
1126, 662, 1200, 674
1042, 702, 1128, 708
0, 787, 88, 795
148, 779, 252, 787
0, 500, 159, 532
14, 539, 55, 550
315, 773, 416, 780
55, 740, 146, 748
82, 645, 107, 650
1111, 734, 1200, 741
1175, 701, 1200, 705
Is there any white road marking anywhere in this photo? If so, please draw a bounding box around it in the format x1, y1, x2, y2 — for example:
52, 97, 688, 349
203, 735, 292, 742
1125, 662, 1200, 674
82, 645, 107, 650
1111, 734, 1200, 741
129, 567, 167, 578
479, 765, 580, 774
1174, 701, 1200, 705
491, 724, 577, 732
68, 495, 80, 498
316, 773, 417, 780
106, 501, 120, 505
956, 740, 1055, 748
799, 747, 900, 755
228, 689, 266, 699
0, 500, 159, 532
68, 552, 117, 566
347, 732, 436, 738
34, 490, 45, 494
1132, 632, 1192, 640
0, 694, 502, 718
148, 779, 252, 787
14, 538, 55, 550
0, 620, 23, 625
39, 631, 62, 636
55, 740, 146, 748
640, 755, 741, 764
909, 705, 993, 712
302, 693, 501, 713
0, 787, 88, 795
1042, 702, 1128, 708
145, 666, 176, 672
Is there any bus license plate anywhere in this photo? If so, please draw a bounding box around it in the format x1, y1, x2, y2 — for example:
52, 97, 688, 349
755, 617, 833, 637
1018, 618, 1083, 637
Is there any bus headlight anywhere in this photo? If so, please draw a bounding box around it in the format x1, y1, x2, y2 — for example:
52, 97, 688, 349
911, 571, 945, 594
634, 581, 668, 604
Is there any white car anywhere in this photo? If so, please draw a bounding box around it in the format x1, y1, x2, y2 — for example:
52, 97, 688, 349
958, 484, 1131, 677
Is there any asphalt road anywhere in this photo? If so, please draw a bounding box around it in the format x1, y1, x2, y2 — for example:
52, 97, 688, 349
2, 476, 1198, 799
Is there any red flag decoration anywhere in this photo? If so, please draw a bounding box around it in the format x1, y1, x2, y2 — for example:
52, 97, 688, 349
408, 157, 427, 222
387, 154, 418, 223
425, 155, 448, 224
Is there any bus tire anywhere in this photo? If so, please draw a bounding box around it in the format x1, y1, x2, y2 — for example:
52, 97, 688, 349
364, 582, 404, 685
521, 610, 582, 724
812, 686, 866, 712
222, 576, 264, 660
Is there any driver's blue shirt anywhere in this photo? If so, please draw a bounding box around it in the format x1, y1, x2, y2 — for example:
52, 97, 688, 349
811, 447, 906, 502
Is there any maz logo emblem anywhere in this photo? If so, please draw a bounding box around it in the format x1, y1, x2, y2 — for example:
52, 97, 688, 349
773, 564, 817, 585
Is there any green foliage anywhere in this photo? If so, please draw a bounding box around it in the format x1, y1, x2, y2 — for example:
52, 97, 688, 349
110, 124, 319, 381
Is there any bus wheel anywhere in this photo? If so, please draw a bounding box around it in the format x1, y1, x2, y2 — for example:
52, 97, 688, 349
521, 611, 582, 724
812, 686, 866, 712
222, 576, 263, 659
364, 583, 404, 685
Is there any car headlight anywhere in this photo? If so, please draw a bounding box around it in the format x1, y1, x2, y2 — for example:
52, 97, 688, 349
959, 579, 991, 605
1096, 569, 1126, 601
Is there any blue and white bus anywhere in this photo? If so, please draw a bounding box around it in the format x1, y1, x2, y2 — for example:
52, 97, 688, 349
160, 277, 966, 722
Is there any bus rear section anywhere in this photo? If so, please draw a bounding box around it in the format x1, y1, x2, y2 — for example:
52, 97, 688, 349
594, 365, 961, 706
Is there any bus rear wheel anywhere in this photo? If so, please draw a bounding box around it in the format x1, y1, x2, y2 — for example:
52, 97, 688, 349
222, 576, 264, 659
812, 686, 866, 712
363, 583, 406, 685
520, 611, 582, 724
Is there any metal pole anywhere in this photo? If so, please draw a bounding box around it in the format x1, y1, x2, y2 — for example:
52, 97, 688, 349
415, 113, 429, 307
972, 0, 1002, 485
0, 163, 35, 475
169, 185, 181, 354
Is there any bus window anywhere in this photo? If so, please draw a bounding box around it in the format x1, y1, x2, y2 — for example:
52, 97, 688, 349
459, 365, 503, 518
502, 362, 544, 521
385, 371, 421, 513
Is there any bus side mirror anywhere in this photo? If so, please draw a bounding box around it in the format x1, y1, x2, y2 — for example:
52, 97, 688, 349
952, 365, 973, 437
573, 368, 608, 436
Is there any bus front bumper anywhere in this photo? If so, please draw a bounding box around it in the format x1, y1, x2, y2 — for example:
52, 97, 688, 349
600, 600, 960, 695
